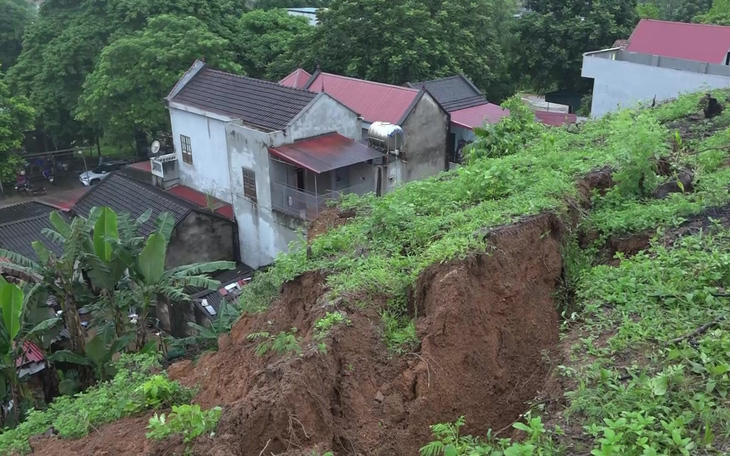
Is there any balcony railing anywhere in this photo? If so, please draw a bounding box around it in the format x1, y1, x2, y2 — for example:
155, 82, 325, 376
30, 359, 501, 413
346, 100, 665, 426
271, 181, 372, 221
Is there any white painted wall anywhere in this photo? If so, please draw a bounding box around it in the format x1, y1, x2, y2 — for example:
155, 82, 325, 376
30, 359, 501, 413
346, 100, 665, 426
583, 56, 730, 118
169, 106, 233, 203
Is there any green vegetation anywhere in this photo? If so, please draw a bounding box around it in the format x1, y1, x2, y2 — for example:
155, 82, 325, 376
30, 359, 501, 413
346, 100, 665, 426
0, 354, 194, 455
147, 404, 222, 454
247, 327, 302, 357
313, 311, 350, 340
0, 68, 33, 182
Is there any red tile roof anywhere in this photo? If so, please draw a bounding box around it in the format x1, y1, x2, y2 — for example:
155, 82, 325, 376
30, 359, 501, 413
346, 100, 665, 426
16, 341, 44, 367
269, 133, 383, 174
626, 19, 730, 64
534, 111, 577, 127
450, 103, 509, 129
279, 68, 312, 89
293, 71, 421, 124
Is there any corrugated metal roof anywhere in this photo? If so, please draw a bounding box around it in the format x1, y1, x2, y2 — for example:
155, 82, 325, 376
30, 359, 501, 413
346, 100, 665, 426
279, 68, 312, 89
269, 133, 384, 174
0, 202, 67, 261
408, 75, 487, 112
73, 173, 194, 236
450, 103, 509, 129
171, 67, 317, 131
303, 72, 420, 124
16, 340, 44, 367
626, 19, 730, 64
166, 186, 235, 220
534, 111, 577, 127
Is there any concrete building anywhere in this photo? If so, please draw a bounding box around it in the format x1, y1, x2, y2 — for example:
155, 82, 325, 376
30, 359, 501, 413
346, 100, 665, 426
167, 61, 385, 268
582, 20, 730, 117
285, 7, 319, 26
280, 69, 450, 193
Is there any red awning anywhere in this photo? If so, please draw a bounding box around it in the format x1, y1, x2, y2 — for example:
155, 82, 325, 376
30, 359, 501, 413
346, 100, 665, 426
269, 133, 384, 174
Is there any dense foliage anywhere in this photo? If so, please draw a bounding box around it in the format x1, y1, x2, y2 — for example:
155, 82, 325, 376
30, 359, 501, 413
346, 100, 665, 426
636, 0, 712, 21
514, 0, 637, 93
0, 70, 34, 182
0, 0, 35, 69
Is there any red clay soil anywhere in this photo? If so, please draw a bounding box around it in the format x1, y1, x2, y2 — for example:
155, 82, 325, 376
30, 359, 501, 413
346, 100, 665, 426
307, 207, 356, 242
30, 213, 563, 456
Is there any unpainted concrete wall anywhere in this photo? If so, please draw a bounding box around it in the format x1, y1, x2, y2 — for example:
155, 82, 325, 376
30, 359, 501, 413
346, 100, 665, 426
389, 93, 448, 192
165, 211, 236, 268
583, 56, 730, 118
288, 94, 362, 141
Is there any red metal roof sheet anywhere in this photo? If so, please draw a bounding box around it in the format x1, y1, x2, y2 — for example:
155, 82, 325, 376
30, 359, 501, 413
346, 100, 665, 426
304, 72, 420, 124
534, 111, 577, 127
279, 68, 312, 89
450, 103, 509, 129
16, 341, 44, 367
269, 133, 384, 174
626, 19, 730, 64
129, 160, 152, 172
167, 185, 235, 220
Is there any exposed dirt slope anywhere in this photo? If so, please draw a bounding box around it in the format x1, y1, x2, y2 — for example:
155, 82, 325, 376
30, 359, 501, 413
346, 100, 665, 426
31, 213, 563, 456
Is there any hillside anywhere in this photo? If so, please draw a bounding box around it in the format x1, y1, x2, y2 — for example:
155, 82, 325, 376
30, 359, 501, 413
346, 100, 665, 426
7, 89, 730, 455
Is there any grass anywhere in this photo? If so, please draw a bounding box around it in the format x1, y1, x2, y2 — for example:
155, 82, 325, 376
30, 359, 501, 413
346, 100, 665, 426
0, 354, 193, 455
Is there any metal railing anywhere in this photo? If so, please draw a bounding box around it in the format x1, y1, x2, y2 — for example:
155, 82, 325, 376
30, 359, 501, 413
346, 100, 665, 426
270, 181, 373, 220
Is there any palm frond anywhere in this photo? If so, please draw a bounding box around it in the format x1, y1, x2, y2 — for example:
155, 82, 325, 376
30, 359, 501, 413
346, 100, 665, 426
31, 241, 52, 266
136, 209, 152, 228
40, 228, 66, 247
155, 212, 175, 242
167, 261, 235, 277
49, 211, 72, 239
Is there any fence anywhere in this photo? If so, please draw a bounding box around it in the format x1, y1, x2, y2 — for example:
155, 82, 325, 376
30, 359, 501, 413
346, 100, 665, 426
270, 181, 373, 221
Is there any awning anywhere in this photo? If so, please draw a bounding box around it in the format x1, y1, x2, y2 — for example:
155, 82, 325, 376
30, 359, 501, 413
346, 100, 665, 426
269, 133, 384, 174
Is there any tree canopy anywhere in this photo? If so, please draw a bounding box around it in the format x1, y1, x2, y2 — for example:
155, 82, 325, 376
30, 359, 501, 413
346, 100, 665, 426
77, 15, 240, 147
0, 0, 35, 70
234, 9, 312, 81
0, 71, 34, 182
637, 0, 712, 21
695, 0, 730, 25
513, 0, 638, 94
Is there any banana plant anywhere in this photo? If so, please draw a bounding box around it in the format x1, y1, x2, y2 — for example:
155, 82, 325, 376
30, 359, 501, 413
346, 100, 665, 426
126, 213, 234, 349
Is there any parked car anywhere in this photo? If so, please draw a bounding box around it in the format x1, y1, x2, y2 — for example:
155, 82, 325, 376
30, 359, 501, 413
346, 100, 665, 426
79, 160, 128, 186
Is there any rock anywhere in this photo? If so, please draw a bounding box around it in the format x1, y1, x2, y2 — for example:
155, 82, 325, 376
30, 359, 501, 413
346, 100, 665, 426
374, 391, 385, 403
654, 170, 694, 200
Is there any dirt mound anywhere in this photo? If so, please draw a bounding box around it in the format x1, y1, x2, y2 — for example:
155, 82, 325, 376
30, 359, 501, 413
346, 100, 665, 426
166, 213, 563, 455
29, 213, 564, 456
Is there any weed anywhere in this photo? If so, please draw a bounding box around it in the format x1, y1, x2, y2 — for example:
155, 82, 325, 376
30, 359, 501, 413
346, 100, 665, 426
314, 311, 350, 340
147, 404, 222, 455
382, 311, 418, 355
247, 328, 302, 357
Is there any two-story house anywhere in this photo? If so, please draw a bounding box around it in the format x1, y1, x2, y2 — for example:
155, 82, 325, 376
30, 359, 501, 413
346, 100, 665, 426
165, 60, 384, 268
280, 68, 450, 193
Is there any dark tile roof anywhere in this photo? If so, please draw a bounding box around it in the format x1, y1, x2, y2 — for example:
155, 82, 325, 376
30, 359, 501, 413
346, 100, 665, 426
73, 173, 194, 236
408, 75, 488, 112
0, 202, 67, 261
170, 67, 318, 131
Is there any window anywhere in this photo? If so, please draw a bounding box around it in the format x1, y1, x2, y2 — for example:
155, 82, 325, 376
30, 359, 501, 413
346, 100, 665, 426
242, 167, 257, 203
725, 52, 730, 66
180, 135, 193, 164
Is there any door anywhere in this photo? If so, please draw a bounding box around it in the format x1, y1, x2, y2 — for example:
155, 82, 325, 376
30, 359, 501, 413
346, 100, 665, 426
295, 168, 305, 191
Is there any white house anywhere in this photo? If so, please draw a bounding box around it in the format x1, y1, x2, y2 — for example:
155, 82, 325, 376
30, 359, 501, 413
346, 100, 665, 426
582, 20, 730, 117
165, 61, 384, 268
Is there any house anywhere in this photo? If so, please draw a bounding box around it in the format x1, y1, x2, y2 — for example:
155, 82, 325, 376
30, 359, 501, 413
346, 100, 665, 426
280, 69, 450, 191
73, 173, 237, 268
582, 19, 730, 117
407, 75, 508, 163
167, 60, 385, 268
408, 76, 577, 163
285, 7, 319, 26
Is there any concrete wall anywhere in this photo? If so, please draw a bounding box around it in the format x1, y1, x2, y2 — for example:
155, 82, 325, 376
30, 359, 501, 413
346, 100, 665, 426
289, 94, 362, 141
450, 123, 476, 162
165, 211, 236, 268
390, 93, 448, 192
583, 53, 730, 118
169, 107, 233, 203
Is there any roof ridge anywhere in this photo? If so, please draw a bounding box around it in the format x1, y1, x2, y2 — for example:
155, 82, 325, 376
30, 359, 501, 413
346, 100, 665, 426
640, 18, 730, 30
316, 72, 420, 93
203, 68, 316, 96
0, 212, 55, 229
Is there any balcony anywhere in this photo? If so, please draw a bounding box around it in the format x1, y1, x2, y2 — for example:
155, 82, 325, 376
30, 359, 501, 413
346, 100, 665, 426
271, 181, 372, 221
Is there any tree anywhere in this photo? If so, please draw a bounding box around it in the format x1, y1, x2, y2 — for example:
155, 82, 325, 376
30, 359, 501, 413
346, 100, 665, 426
0, 70, 34, 183
695, 0, 730, 24
0, 0, 35, 69
76, 15, 240, 149
513, 0, 638, 94
312, 0, 517, 100
7, 0, 243, 149
234, 9, 312, 81
636, 0, 712, 22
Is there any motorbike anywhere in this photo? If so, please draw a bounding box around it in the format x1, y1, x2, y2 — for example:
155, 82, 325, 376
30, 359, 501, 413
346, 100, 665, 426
15, 174, 46, 196
42, 167, 55, 184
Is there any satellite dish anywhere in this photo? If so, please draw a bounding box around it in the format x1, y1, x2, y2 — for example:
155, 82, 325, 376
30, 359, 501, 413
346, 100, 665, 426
150, 140, 161, 156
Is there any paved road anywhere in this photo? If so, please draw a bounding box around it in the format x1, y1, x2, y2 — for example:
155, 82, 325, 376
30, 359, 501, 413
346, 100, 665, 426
0, 175, 89, 209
